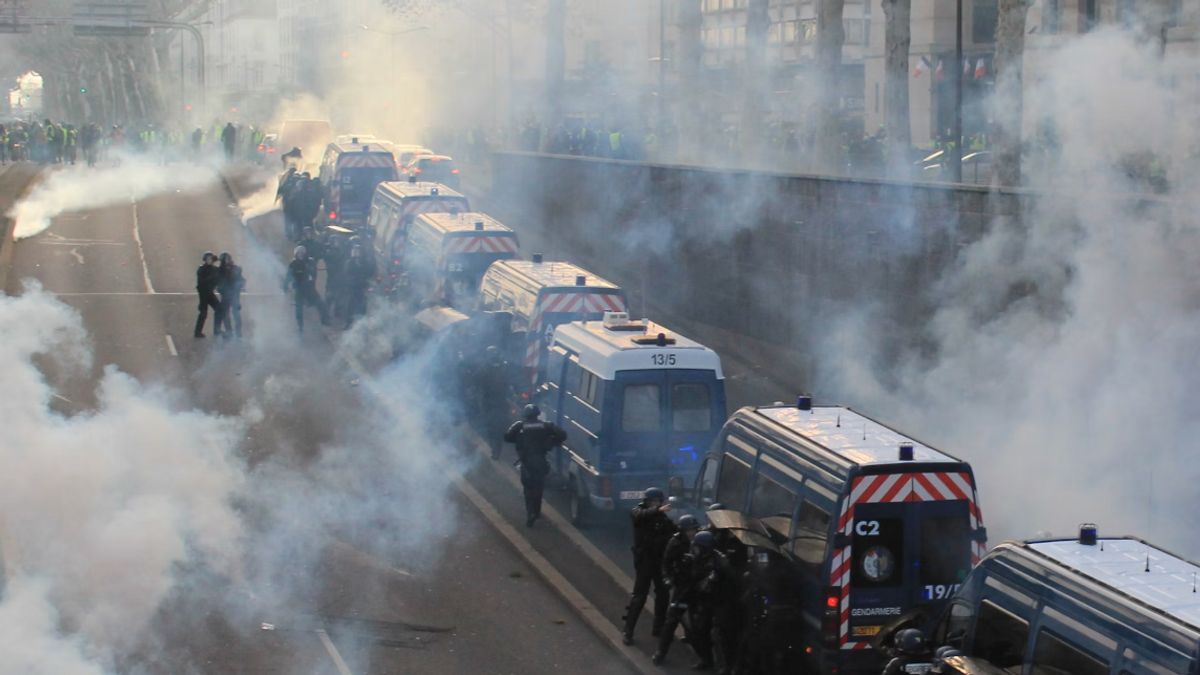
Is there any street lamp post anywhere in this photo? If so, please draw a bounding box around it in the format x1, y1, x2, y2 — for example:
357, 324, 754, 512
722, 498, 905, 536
658, 0, 666, 139
952, 0, 963, 182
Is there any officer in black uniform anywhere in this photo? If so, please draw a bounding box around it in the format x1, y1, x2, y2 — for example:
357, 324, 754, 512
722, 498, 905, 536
478, 345, 514, 459
216, 252, 245, 339
194, 251, 222, 338
654, 529, 726, 669
503, 404, 567, 527
882, 628, 933, 675
284, 245, 330, 333
622, 487, 677, 645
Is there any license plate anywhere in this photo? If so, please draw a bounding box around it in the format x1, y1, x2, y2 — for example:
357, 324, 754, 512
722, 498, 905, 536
851, 625, 882, 637
619, 491, 642, 500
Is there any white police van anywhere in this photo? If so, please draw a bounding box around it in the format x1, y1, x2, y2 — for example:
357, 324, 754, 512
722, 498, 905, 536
402, 212, 520, 309
695, 399, 988, 674
367, 181, 471, 296
478, 258, 627, 396
919, 528, 1200, 675
539, 313, 727, 524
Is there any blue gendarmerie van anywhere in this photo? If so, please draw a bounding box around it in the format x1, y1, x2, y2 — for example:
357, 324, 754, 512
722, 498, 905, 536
913, 530, 1200, 675
538, 312, 726, 524
697, 400, 988, 674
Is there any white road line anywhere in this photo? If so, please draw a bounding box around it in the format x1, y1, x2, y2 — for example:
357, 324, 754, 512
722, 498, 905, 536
130, 200, 156, 294
68, 247, 84, 264
49, 291, 282, 297
315, 628, 354, 675
464, 433, 636, 591
165, 335, 178, 357
336, 350, 655, 675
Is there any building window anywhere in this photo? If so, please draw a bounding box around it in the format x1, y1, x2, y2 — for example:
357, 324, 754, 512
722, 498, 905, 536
972, 0, 998, 43
1080, 0, 1097, 31
1116, 0, 1136, 26
1042, 0, 1060, 33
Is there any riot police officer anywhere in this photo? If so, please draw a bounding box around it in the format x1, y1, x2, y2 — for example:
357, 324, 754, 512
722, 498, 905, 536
194, 251, 222, 338
654, 529, 726, 669
503, 405, 567, 527
477, 345, 514, 459
882, 628, 933, 675
621, 487, 677, 645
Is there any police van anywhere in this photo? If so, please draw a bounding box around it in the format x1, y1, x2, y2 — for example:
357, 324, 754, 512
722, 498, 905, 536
401, 212, 520, 309
478, 258, 627, 394
695, 399, 987, 674
539, 313, 726, 524
318, 139, 399, 231
914, 529, 1200, 675
367, 181, 471, 295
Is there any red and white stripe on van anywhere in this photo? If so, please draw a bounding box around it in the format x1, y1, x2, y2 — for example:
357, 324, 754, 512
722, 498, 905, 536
443, 235, 520, 255
830, 471, 986, 650
524, 292, 628, 384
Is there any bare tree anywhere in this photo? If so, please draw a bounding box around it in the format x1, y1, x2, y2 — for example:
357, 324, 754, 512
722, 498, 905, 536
992, 0, 1032, 187
676, 0, 704, 161
742, 0, 770, 163
881, 0, 911, 164
814, 0, 846, 172
543, 0, 566, 130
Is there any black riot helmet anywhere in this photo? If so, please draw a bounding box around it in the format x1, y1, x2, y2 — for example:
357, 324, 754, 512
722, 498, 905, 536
676, 514, 700, 531
643, 487, 665, 503
894, 628, 927, 655
692, 530, 716, 551
522, 404, 541, 420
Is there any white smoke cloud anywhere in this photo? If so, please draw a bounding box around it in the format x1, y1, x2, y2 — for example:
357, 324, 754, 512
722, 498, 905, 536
822, 29, 1200, 550
10, 155, 220, 240
0, 285, 245, 669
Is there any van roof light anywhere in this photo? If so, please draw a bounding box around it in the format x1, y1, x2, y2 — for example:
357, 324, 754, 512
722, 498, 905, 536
1079, 523, 1098, 546
655, 332, 668, 347
602, 312, 630, 328
430, 187, 439, 195
796, 395, 812, 411
362, 144, 369, 152
532, 253, 544, 263
898, 442, 915, 461
474, 220, 484, 231
575, 275, 586, 286
351, 137, 359, 144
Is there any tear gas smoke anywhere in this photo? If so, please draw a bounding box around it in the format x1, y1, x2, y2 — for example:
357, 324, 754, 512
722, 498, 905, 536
821, 29, 1200, 549
11, 155, 219, 240
0, 285, 245, 669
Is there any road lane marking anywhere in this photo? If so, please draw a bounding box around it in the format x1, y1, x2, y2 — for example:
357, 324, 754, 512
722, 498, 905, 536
464, 433, 635, 591
68, 247, 84, 264
49, 291, 282, 297
130, 199, 156, 294
315, 628, 354, 675
165, 335, 178, 357
335, 350, 655, 675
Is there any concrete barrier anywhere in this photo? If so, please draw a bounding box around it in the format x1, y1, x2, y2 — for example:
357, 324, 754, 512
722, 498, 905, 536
484, 151, 1030, 387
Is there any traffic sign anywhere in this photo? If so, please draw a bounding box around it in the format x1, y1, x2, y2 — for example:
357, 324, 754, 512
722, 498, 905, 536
72, 1, 150, 37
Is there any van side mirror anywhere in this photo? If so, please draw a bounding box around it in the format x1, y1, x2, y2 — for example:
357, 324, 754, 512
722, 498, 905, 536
972, 527, 988, 543
833, 533, 852, 548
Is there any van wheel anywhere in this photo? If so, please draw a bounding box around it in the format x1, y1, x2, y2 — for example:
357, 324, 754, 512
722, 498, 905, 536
568, 482, 589, 527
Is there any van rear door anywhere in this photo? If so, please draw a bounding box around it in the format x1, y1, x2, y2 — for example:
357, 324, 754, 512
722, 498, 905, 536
610, 370, 669, 501
835, 470, 983, 650
663, 371, 723, 481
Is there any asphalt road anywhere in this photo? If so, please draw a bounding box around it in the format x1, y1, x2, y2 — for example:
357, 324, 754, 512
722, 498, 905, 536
1, 160, 641, 675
